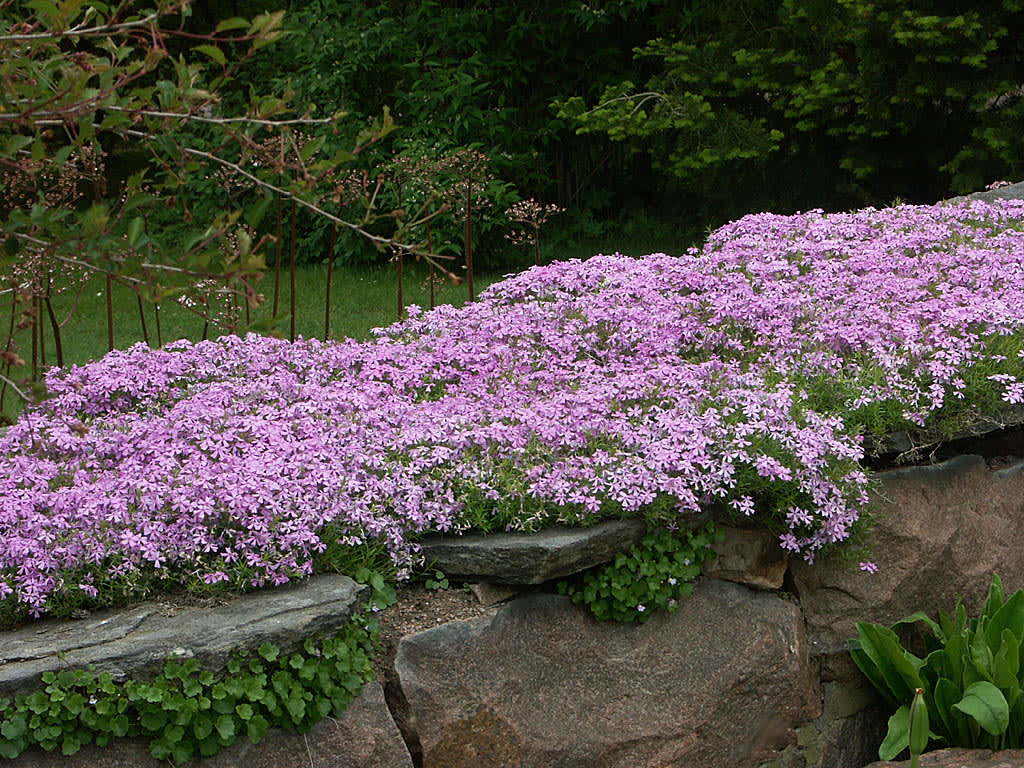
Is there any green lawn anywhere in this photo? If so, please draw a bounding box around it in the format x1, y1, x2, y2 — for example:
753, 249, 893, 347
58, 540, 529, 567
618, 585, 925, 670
1, 232, 691, 423
0, 261, 494, 422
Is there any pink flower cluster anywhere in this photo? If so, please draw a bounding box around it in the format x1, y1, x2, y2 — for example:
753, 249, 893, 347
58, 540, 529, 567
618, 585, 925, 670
2, 199, 1023, 617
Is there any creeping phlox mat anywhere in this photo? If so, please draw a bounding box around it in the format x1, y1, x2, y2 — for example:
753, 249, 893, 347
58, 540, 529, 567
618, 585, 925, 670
3, 199, 1024, 617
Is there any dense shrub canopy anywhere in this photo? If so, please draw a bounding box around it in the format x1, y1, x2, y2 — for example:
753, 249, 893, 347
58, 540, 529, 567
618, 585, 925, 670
2, 199, 1024, 618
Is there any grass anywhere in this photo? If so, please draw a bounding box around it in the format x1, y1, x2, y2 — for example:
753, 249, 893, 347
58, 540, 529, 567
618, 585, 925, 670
1, 261, 493, 423
1, 228, 693, 424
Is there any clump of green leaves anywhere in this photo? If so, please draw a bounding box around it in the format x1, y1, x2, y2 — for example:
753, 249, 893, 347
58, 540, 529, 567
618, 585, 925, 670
850, 573, 1024, 761
0, 612, 381, 764
557, 522, 722, 623
424, 570, 450, 591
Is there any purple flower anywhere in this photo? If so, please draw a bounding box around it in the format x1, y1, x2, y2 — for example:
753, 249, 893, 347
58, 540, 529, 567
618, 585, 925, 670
5, 198, 1024, 617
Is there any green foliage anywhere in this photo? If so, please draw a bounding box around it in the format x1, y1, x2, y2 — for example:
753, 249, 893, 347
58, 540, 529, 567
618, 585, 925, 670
560, 0, 1024, 214
557, 522, 723, 623
0, 612, 380, 763
850, 573, 1024, 759
424, 570, 450, 591
235, 0, 691, 246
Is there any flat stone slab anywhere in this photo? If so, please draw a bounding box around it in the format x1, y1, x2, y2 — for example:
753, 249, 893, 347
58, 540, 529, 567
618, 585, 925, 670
864, 404, 1024, 461
417, 518, 648, 584
3, 681, 412, 768
0, 573, 368, 697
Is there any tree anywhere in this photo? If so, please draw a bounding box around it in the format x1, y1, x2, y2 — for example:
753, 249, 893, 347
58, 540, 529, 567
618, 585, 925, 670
557, 0, 1024, 212
0, 0, 453, 412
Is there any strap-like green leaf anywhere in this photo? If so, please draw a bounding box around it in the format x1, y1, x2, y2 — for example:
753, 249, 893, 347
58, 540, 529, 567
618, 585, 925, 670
850, 638, 901, 710
993, 628, 1021, 693
879, 705, 909, 761
982, 574, 1005, 622
986, 589, 1024, 655
894, 611, 942, 638
933, 676, 963, 743
857, 622, 924, 703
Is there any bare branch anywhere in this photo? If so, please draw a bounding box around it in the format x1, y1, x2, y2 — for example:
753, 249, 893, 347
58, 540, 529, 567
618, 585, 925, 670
0, 370, 30, 402
0, 9, 163, 42
580, 91, 669, 117
102, 105, 341, 127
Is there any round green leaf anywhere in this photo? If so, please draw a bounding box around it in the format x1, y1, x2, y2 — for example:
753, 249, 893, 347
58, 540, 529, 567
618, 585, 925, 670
953, 681, 1009, 736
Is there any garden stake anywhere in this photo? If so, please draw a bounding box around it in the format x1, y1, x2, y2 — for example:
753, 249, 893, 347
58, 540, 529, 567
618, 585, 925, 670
289, 200, 297, 342
42, 274, 63, 368
465, 188, 474, 301
428, 219, 435, 309
37, 296, 44, 370
154, 302, 162, 348
325, 224, 336, 341
397, 187, 404, 320
30, 296, 37, 380
272, 184, 283, 317
43, 296, 63, 368
135, 293, 149, 346
105, 274, 114, 352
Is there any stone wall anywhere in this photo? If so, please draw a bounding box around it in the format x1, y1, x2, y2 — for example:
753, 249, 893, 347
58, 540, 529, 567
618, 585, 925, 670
4, 446, 1024, 767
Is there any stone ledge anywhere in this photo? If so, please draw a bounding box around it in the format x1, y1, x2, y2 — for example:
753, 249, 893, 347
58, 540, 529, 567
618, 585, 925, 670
417, 518, 648, 585
0, 573, 368, 697
942, 179, 1024, 206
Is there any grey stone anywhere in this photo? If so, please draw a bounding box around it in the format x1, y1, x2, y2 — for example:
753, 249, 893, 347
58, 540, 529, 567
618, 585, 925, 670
943, 180, 1024, 205
418, 518, 648, 585
0, 573, 368, 697
768, 681, 886, 768
395, 579, 819, 768
862, 747, 1024, 767
467, 582, 519, 606
1, 681, 413, 768
791, 455, 1024, 672
704, 525, 789, 589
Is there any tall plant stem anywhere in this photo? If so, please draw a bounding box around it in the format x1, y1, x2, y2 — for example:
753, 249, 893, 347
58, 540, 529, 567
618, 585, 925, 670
0, 285, 16, 412
136, 293, 149, 346
105, 274, 114, 352
154, 303, 163, 348
465, 188, 474, 302
428, 219, 435, 309
31, 296, 38, 380
44, 295, 63, 368
396, 188, 404, 320
289, 199, 297, 342
37, 296, 45, 370
324, 224, 336, 341
397, 249, 404, 320
273, 187, 283, 317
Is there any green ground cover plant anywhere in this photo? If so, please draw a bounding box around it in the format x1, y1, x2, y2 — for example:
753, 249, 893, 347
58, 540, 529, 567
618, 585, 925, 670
558, 522, 723, 623
0, 611, 380, 762
850, 573, 1024, 760
0, 571, 395, 763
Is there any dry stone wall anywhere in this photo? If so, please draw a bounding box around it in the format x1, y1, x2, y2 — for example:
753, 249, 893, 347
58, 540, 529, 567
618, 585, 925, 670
4, 450, 1024, 767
